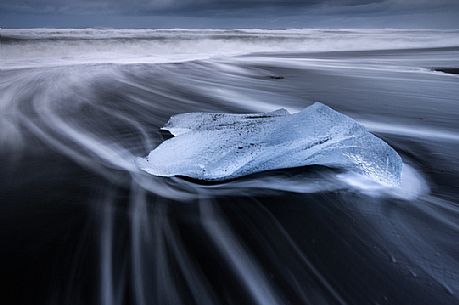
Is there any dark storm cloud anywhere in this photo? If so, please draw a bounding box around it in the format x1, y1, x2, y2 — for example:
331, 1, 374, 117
0, 0, 443, 15
1, 0, 459, 27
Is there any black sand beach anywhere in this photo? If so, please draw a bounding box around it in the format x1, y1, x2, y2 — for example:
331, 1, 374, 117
1, 30, 459, 305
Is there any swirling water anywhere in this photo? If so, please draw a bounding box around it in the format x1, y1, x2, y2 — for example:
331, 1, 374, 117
1, 29, 459, 305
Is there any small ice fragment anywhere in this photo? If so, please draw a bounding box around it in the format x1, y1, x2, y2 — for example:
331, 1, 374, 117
138, 102, 403, 186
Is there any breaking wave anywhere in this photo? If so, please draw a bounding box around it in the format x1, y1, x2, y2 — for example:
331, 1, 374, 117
3, 28, 459, 68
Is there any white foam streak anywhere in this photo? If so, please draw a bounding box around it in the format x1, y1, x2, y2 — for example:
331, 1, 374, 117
100, 194, 116, 305
199, 199, 282, 305
361, 120, 459, 142
338, 163, 429, 200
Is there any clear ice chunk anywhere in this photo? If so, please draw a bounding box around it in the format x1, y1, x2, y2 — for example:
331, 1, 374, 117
137, 103, 403, 186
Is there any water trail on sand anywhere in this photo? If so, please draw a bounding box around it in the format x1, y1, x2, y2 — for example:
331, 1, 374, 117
2, 50, 459, 304
0, 62, 429, 199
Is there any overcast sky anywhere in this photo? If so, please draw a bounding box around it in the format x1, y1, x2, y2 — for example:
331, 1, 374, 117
1, 0, 459, 28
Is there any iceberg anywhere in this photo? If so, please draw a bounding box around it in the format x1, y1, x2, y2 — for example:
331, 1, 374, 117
137, 102, 403, 186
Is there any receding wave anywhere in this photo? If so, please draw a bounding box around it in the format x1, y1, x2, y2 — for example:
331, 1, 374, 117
0, 60, 432, 200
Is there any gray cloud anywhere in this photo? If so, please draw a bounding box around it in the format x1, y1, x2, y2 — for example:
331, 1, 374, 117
1, 0, 458, 28
0, 0, 382, 14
